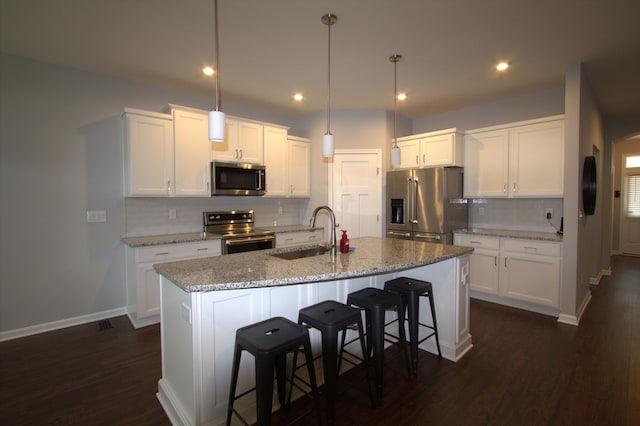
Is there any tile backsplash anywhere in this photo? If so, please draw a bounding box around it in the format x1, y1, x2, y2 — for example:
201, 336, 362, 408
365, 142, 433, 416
124, 197, 309, 236
468, 198, 564, 233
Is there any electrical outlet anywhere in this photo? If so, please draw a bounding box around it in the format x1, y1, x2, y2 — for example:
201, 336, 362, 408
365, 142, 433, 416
545, 208, 553, 219
478, 207, 485, 216
87, 210, 107, 223
181, 303, 191, 324
169, 209, 177, 219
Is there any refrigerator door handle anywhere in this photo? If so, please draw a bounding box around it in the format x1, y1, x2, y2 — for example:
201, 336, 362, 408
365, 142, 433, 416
411, 177, 419, 224
407, 177, 413, 226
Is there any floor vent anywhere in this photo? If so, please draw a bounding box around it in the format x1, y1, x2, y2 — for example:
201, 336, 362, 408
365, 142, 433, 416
98, 319, 114, 331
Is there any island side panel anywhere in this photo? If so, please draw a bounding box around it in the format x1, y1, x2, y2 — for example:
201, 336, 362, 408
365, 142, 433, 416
157, 276, 198, 426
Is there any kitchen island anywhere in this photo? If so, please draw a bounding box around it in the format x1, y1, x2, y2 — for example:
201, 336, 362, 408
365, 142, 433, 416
155, 237, 472, 426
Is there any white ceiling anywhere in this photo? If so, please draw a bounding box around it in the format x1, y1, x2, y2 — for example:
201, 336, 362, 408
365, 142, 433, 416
1, 0, 639, 118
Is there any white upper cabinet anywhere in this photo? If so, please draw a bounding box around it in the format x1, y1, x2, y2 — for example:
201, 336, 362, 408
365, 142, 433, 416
170, 106, 212, 196
394, 129, 464, 169
463, 130, 510, 197
123, 108, 174, 196
288, 137, 311, 197
509, 120, 564, 197
212, 118, 264, 164
263, 126, 288, 196
264, 131, 310, 198
395, 138, 421, 168
464, 116, 564, 198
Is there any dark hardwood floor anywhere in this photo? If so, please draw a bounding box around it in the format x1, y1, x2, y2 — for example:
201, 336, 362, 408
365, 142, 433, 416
1, 255, 638, 425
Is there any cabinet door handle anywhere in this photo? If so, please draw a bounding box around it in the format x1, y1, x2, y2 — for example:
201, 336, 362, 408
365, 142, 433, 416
469, 240, 482, 245
504, 257, 508, 268
422, 154, 426, 164
235, 149, 239, 159
290, 184, 293, 194
494, 256, 497, 266
523, 246, 538, 251
239, 149, 243, 159
513, 183, 517, 192
155, 252, 170, 256
167, 180, 171, 193
503, 184, 507, 193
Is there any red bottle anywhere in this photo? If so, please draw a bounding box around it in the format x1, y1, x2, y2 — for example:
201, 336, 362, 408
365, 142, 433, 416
340, 230, 350, 253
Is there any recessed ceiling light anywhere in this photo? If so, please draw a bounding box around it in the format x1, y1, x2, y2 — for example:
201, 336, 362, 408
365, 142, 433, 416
293, 93, 304, 102
496, 61, 510, 71
202, 66, 215, 76
397, 93, 407, 101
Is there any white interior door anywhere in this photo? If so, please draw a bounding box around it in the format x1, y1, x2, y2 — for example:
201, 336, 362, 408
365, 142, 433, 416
330, 150, 382, 238
620, 154, 640, 255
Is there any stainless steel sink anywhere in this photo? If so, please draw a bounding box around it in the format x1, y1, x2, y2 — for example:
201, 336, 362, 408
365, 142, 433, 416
268, 245, 332, 260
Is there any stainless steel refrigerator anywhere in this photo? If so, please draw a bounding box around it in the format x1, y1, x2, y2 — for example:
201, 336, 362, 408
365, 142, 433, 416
386, 167, 468, 244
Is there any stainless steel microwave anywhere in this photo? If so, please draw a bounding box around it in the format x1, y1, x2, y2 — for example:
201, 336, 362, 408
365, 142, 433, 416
210, 161, 266, 196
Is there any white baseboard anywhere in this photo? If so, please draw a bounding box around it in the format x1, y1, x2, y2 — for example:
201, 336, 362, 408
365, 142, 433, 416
589, 267, 612, 285
0, 307, 128, 342
557, 290, 592, 326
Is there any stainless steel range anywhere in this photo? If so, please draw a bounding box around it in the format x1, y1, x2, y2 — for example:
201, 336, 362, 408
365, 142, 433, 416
203, 210, 275, 255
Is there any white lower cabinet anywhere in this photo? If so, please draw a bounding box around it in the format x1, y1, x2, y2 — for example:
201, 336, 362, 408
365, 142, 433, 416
454, 233, 562, 313
125, 240, 221, 328
454, 235, 500, 295
500, 239, 561, 307
275, 229, 322, 247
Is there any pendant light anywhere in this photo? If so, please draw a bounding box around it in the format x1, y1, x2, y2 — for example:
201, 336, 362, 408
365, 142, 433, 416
208, 0, 225, 142
322, 13, 337, 157
390, 54, 402, 166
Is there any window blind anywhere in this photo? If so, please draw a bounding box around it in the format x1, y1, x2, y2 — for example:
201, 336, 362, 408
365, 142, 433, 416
626, 174, 640, 218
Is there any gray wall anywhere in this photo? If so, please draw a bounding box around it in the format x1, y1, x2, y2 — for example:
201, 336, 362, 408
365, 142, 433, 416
0, 54, 304, 333
412, 86, 565, 133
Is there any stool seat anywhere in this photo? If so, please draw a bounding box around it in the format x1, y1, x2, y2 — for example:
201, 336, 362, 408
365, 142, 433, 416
384, 277, 442, 379
345, 287, 409, 406
385, 276, 432, 295
227, 316, 320, 426
294, 300, 374, 425
236, 316, 310, 353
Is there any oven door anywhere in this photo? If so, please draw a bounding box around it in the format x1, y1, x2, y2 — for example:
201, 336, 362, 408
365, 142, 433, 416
223, 235, 275, 255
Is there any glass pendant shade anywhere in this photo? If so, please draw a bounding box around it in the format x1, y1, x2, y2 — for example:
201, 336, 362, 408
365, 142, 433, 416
208, 110, 225, 142
323, 133, 334, 157
208, 0, 224, 142
391, 144, 401, 166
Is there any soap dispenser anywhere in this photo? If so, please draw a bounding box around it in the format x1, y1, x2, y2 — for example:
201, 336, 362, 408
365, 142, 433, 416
340, 230, 350, 253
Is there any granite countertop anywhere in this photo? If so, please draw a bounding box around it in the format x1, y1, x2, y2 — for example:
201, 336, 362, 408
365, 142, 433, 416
121, 232, 214, 248
154, 236, 473, 292
454, 228, 563, 242
121, 225, 321, 248
262, 225, 320, 233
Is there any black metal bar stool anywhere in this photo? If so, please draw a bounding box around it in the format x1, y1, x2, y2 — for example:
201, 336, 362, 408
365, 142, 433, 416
384, 277, 442, 378
292, 300, 374, 425
344, 287, 410, 406
226, 316, 320, 426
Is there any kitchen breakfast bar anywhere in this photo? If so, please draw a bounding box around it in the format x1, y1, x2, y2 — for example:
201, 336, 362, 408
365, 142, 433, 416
154, 237, 473, 425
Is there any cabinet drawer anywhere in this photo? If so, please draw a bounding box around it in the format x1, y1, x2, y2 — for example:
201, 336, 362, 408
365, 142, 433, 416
276, 230, 322, 247
454, 234, 500, 250
502, 239, 561, 257
135, 240, 221, 262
